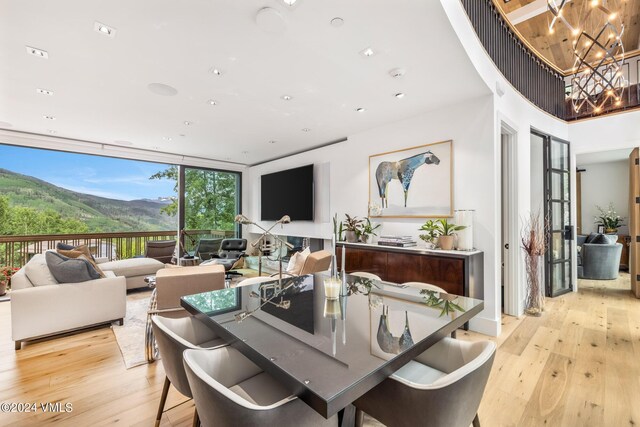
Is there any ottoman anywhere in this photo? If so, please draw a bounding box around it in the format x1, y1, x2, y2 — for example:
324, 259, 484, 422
99, 257, 165, 290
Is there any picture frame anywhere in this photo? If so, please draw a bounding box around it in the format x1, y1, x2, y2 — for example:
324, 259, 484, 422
368, 140, 453, 218
597, 224, 605, 234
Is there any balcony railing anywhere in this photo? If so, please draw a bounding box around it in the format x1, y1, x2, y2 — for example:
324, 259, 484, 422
0, 229, 236, 269
461, 0, 566, 119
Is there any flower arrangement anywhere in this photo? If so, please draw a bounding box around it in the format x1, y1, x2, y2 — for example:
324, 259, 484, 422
0, 266, 19, 295
0, 266, 18, 282
594, 203, 624, 232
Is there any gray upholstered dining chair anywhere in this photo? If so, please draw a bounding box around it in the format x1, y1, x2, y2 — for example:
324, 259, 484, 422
183, 346, 339, 427
350, 271, 382, 281
151, 316, 227, 427
354, 338, 496, 427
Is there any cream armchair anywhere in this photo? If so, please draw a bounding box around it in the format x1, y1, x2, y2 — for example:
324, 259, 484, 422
11, 254, 126, 350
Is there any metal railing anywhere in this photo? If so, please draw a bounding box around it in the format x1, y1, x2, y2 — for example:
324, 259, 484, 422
461, 0, 566, 118
0, 229, 236, 269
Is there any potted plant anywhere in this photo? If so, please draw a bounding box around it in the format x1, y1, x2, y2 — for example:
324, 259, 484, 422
595, 203, 624, 234
0, 266, 18, 296
343, 214, 364, 243
418, 219, 440, 249
359, 218, 381, 243
435, 218, 466, 250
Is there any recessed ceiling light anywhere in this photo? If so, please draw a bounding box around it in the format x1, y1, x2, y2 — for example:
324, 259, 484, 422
26, 46, 48, 59
269, 140, 277, 144
302, 128, 311, 132
281, 95, 292, 101
209, 68, 222, 76
394, 92, 406, 98
147, 83, 178, 96
163, 137, 172, 141
207, 99, 218, 106
184, 121, 193, 126
389, 68, 406, 78
283, 0, 298, 5
355, 107, 366, 112
36, 88, 54, 96
360, 47, 375, 57
330, 17, 344, 27
43, 115, 56, 120
94, 22, 116, 37
48, 130, 56, 134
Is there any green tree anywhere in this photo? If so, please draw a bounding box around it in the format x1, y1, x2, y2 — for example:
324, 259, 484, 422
150, 167, 238, 231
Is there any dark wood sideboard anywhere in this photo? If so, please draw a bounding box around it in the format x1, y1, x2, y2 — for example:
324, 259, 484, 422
336, 242, 484, 300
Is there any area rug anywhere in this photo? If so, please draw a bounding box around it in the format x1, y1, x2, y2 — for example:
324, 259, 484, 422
112, 291, 155, 369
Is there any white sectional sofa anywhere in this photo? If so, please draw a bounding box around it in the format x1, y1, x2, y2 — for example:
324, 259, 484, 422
10, 252, 165, 349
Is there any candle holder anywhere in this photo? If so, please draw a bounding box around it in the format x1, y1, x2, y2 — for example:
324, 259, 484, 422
323, 277, 341, 300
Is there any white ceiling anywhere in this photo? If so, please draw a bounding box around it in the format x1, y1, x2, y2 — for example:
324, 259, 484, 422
0, 0, 490, 165
576, 148, 633, 166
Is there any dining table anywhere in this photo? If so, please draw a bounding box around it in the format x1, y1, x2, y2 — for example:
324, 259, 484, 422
181, 272, 484, 423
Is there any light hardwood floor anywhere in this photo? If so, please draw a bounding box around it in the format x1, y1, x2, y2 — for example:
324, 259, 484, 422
0, 275, 638, 426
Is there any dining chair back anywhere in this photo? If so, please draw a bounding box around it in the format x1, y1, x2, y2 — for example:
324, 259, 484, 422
183, 347, 338, 427
402, 281, 447, 293
350, 271, 382, 281
151, 316, 226, 427
354, 338, 495, 427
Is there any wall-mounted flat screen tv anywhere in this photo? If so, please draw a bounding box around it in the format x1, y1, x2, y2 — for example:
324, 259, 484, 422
261, 164, 314, 221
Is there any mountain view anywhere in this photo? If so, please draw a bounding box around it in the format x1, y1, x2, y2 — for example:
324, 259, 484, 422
0, 168, 176, 233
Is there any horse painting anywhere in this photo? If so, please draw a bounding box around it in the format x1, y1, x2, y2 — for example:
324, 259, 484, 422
375, 150, 440, 208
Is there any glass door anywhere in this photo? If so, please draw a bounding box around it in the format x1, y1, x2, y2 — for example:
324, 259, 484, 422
540, 131, 573, 297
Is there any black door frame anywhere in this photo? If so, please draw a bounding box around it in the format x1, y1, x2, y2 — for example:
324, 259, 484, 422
532, 128, 573, 297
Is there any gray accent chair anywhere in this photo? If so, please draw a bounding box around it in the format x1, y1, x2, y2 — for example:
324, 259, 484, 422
183, 347, 338, 427
151, 316, 227, 427
577, 234, 622, 280
354, 338, 496, 427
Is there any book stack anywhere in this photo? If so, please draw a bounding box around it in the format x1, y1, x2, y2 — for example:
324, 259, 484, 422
377, 235, 417, 247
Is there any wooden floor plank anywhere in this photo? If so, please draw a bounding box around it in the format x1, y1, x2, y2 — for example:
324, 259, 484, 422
0, 273, 639, 426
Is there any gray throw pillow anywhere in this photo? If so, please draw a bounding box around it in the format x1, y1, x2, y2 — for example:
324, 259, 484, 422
590, 234, 610, 245
45, 251, 101, 283
585, 232, 599, 243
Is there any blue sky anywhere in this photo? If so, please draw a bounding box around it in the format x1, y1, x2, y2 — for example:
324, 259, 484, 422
0, 145, 176, 201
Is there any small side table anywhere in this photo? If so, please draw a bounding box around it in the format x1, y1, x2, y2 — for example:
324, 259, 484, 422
179, 256, 200, 267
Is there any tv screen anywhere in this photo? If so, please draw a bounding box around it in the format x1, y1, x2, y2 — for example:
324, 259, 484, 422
261, 164, 314, 221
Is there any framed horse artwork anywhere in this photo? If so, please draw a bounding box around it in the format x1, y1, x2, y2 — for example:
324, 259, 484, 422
368, 140, 453, 218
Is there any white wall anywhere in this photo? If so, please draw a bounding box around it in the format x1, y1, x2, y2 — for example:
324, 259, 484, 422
577, 160, 629, 235
247, 95, 499, 335
441, 0, 572, 312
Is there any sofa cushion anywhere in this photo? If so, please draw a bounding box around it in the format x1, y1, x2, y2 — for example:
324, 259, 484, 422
45, 251, 101, 283
24, 253, 59, 287
585, 232, 599, 243
286, 247, 310, 275
99, 257, 164, 277
57, 248, 106, 278
590, 234, 610, 245
56, 243, 96, 261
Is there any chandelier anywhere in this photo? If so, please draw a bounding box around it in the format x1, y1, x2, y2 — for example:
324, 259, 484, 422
548, 0, 627, 114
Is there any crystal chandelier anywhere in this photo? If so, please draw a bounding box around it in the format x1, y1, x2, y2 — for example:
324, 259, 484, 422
548, 0, 627, 114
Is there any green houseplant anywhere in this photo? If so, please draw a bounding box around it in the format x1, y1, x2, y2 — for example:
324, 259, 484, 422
343, 214, 364, 243
418, 219, 440, 249
359, 218, 381, 243
435, 218, 466, 250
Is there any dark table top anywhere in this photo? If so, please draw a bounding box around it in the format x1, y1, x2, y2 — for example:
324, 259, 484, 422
181, 273, 484, 418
